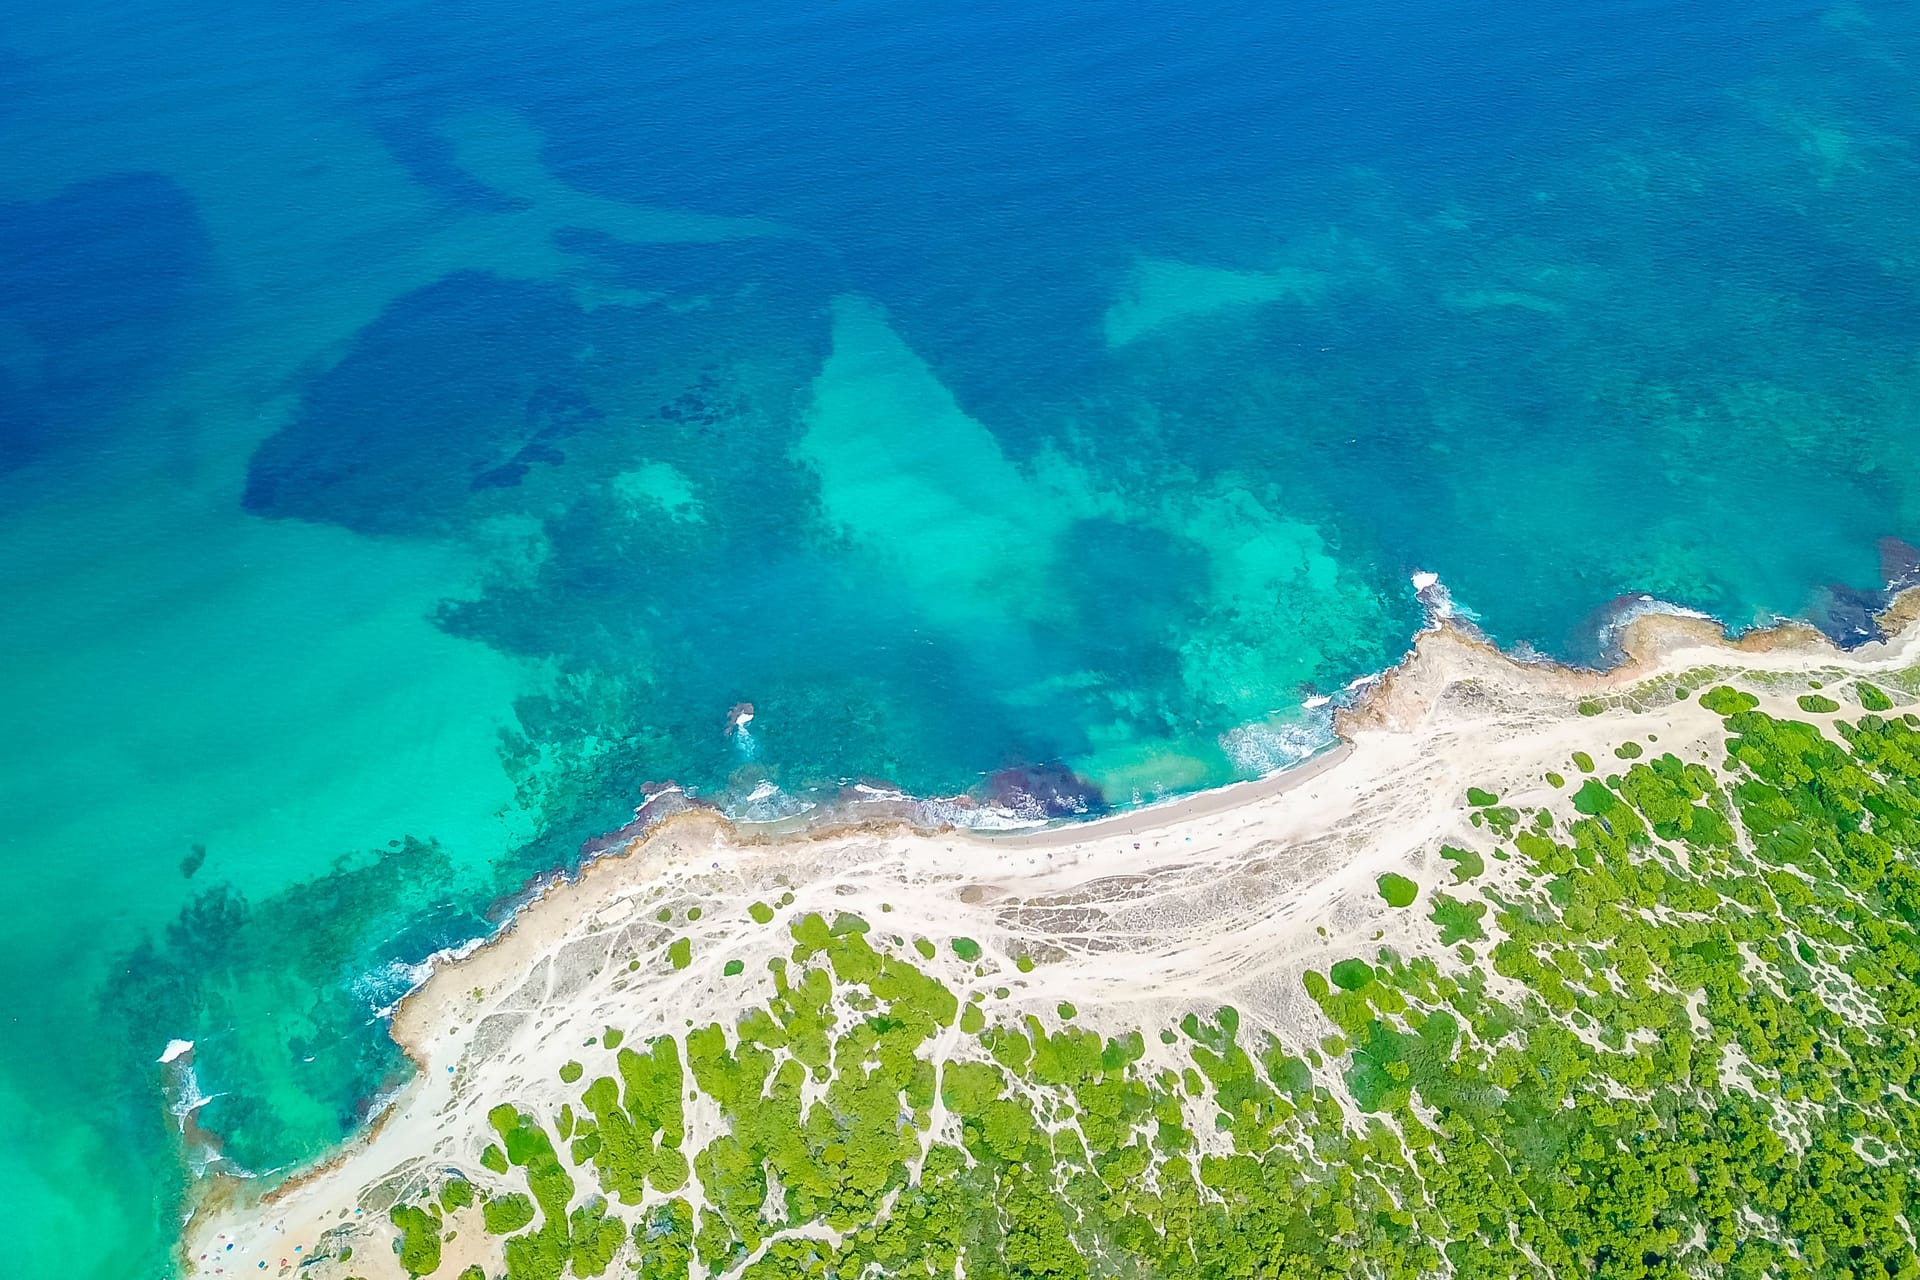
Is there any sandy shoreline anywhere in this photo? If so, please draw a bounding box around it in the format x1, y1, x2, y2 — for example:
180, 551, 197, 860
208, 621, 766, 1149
179, 591, 1920, 1277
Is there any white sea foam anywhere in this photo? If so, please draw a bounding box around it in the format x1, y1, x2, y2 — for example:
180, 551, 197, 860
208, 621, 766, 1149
364, 935, 491, 1020
1220, 715, 1337, 776
1411, 568, 1450, 619
1611, 594, 1715, 625
1410, 568, 1484, 628
154, 1033, 240, 1185
157, 1045, 247, 1179
355, 1079, 409, 1132
723, 780, 816, 824
911, 795, 1049, 831
168, 1066, 215, 1121
1507, 640, 1556, 666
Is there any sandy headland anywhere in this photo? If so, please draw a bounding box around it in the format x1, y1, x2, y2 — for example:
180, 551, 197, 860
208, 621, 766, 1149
181, 593, 1920, 1279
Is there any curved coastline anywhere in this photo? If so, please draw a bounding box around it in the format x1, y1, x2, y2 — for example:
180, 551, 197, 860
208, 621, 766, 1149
174, 580, 1920, 1269
697, 582, 1915, 855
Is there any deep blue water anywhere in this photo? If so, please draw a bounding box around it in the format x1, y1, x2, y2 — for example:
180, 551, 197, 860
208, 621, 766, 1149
2, 0, 1917, 1273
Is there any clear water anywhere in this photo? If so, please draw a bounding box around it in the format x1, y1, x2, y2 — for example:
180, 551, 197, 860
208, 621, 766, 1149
2, 0, 1917, 1273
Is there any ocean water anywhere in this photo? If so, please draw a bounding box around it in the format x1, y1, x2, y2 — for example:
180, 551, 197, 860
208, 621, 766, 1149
2, 0, 1918, 1273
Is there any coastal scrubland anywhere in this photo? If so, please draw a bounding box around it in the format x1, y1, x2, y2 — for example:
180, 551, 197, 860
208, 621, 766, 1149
187, 622, 1920, 1280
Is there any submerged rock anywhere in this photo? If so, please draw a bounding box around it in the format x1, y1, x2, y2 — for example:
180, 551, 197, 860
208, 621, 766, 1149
1815, 582, 1889, 648
983, 761, 1107, 821
1880, 536, 1920, 592
1804, 535, 1920, 649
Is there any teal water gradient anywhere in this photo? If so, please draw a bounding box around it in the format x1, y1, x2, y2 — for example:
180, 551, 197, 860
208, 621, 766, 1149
1, 0, 1918, 1274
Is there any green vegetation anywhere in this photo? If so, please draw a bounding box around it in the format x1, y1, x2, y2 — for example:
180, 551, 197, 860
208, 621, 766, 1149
1612, 739, 1643, 759
748, 901, 775, 925
483, 1193, 535, 1235
1857, 680, 1895, 711
1797, 693, 1841, 713
722, 959, 745, 977
1427, 893, 1486, 945
667, 938, 691, 970
1465, 787, 1499, 806
1571, 750, 1594, 772
393, 698, 1920, 1280
1376, 872, 1417, 907
569, 1199, 625, 1275
1544, 771, 1564, 788
1437, 844, 1482, 884
1476, 804, 1521, 838
1328, 958, 1375, 990
559, 1061, 583, 1084
1699, 683, 1758, 714
389, 1204, 442, 1276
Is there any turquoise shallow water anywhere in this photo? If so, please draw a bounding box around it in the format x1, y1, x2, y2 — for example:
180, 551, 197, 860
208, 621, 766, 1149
1, 0, 1918, 1274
